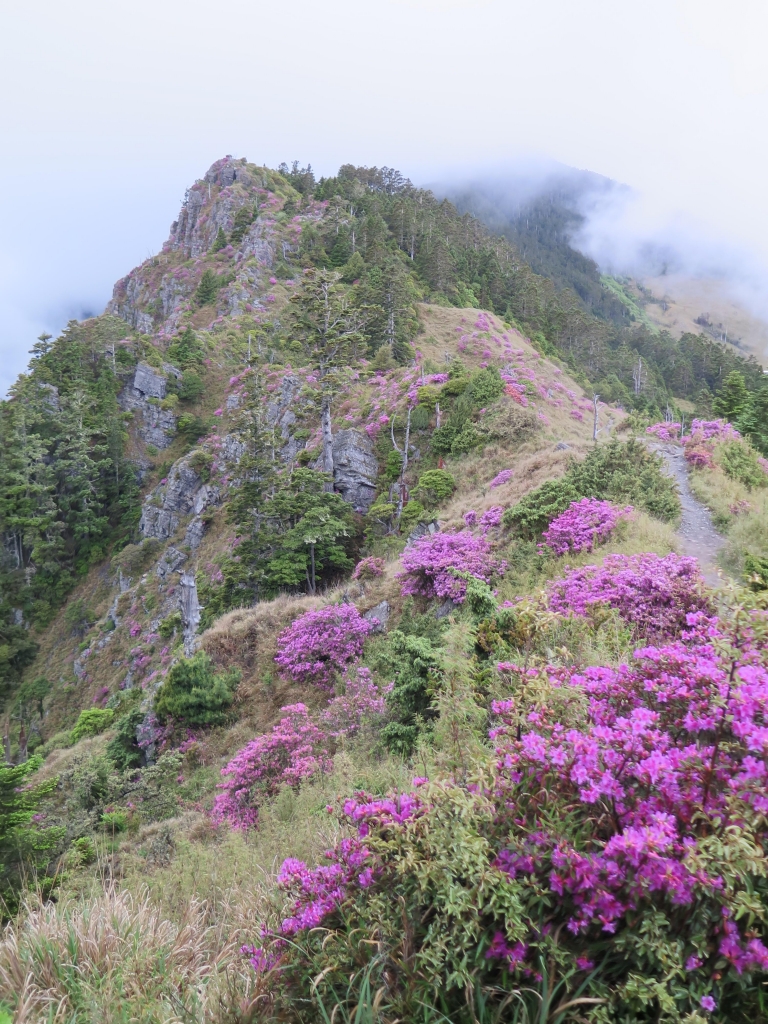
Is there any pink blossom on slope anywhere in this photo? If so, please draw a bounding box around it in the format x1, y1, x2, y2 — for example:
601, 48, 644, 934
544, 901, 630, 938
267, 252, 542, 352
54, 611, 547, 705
547, 552, 711, 640
398, 531, 505, 604
542, 498, 633, 556
275, 604, 373, 689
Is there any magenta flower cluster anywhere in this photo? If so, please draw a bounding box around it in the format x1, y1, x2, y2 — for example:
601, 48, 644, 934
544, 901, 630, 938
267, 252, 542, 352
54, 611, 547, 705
398, 531, 506, 604
351, 556, 385, 581
274, 603, 373, 689
247, 607, 768, 1009
214, 668, 386, 829
547, 552, 710, 640
212, 704, 332, 830
541, 498, 633, 556
646, 422, 681, 441
489, 468, 513, 488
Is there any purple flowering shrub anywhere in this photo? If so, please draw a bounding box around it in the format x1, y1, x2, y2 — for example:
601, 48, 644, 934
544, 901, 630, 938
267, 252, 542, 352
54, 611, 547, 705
398, 531, 506, 604
541, 498, 633, 555
212, 704, 332, 829
244, 602, 768, 1020
646, 421, 681, 441
213, 668, 386, 829
351, 556, 385, 581
547, 552, 711, 640
489, 468, 513, 488
274, 603, 373, 689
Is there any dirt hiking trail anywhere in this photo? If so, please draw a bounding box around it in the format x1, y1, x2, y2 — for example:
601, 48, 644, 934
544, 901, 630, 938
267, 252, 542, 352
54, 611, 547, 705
648, 442, 726, 588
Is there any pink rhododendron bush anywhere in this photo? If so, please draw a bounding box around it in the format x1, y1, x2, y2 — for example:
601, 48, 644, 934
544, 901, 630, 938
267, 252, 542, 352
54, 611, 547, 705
548, 552, 711, 640
646, 421, 681, 441
351, 556, 385, 581
541, 497, 633, 555
398, 530, 506, 604
274, 603, 372, 689
244, 600, 768, 1021
213, 667, 385, 829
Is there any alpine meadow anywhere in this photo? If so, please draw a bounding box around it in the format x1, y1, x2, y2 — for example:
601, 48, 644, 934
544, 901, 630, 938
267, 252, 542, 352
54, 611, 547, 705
3, 155, 768, 1024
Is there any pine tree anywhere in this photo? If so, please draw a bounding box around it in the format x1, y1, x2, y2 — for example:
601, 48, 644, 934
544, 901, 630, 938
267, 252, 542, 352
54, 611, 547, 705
196, 269, 219, 306
210, 226, 228, 253
739, 380, 768, 456
287, 270, 371, 486
713, 369, 749, 422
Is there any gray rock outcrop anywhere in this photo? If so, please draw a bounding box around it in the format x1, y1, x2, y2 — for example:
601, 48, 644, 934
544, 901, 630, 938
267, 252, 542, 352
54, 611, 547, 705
363, 600, 390, 633
155, 546, 187, 580
139, 453, 220, 541
180, 572, 201, 656
330, 430, 378, 512
184, 517, 206, 551
118, 362, 179, 450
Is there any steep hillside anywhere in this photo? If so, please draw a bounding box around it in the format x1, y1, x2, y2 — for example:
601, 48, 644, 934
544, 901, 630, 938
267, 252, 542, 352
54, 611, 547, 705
3, 156, 768, 1024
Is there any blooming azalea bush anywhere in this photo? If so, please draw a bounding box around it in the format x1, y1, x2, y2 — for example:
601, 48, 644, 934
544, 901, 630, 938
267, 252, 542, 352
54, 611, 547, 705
351, 556, 385, 581
541, 497, 633, 555
244, 598, 768, 1022
398, 531, 506, 604
547, 552, 711, 640
646, 421, 681, 441
489, 468, 513, 488
212, 704, 332, 829
274, 603, 373, 689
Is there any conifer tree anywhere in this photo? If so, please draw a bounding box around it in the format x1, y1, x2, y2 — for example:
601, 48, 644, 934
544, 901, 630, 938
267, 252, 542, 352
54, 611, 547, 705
211, 226, 228, 253
196, 269, 219, 306
713, 369, 749, 422
287, 270, 371, 486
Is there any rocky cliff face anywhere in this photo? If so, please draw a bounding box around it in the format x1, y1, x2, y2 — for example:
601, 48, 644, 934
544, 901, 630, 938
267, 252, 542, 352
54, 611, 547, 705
118, 362, 179, 449
106, 157, 283, 336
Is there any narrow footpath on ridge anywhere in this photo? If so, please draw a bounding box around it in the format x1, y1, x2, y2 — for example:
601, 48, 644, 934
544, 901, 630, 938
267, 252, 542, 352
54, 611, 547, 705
649, 441, 726, 588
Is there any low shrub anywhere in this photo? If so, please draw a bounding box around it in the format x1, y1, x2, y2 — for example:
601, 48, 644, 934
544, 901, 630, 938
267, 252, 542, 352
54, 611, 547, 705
274, 603, 373, 690
541, 498, 633, 555
351, 556, 385, 581
504, 438, 680, 537
70, 708, 114, 744
547, 551, 711, 641
154, 653, 240, 728
244, 601, 768, 1023
398, 531, 506, 604
414, 469, 456, 507
718, 440, 767, 489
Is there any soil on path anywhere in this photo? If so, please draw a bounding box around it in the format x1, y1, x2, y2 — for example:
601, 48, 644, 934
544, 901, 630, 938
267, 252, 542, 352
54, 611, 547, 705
649, 442, 726, 588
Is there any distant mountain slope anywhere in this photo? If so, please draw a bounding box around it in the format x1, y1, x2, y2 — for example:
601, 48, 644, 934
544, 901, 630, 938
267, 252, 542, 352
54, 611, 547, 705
435, 167, 633, 325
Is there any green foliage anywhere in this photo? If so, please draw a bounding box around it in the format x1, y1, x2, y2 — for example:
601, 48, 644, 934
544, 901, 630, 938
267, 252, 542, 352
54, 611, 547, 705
166, 327, 202, 369
399, 500, 428, 533
105, 705, 144, 771
739, 381, 768, 457
178, 370, 204, 403
154, 653, 240, 728
187, 448, 213, 482
744, 553, 768, 591
383, 448, 403, 482
195, 269, 219, 306
176, 412, 208, 443
714, 369, 749, 422
719, 440, 767, 490
415, 469, 456, 507
229, 205, 256, 247
210, 226, 228, 253
158, 611, 182, 639
65, 599, 96, 637
503, 477, 581, 538
70, 708, 114, 744
68, 835, 96, 866
100, 810, 128, 833
504, 438, 680, 537
378, 626, 444, 757
468, 366, 504, 406
416, 385, 440, 411
0, 756, 65, 914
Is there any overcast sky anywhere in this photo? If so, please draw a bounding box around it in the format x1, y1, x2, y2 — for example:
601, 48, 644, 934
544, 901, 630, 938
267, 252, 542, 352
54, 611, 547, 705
1, 0, 767, 394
